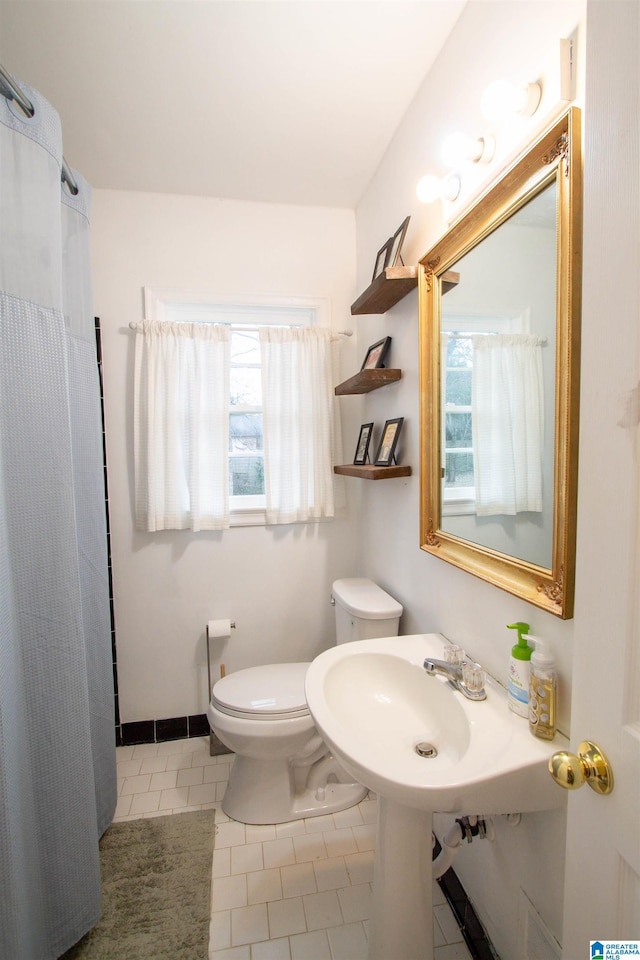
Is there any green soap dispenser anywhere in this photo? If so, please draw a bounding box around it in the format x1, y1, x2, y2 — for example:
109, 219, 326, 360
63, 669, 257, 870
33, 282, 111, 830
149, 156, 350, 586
507, 622, 532, 718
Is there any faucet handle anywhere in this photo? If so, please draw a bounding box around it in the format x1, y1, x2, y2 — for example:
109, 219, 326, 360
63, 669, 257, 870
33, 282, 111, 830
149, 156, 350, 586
461, 659, 486, 695
444, 644, 465, 666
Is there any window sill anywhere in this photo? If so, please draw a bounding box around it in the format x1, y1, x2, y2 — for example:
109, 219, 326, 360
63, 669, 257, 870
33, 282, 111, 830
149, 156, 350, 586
230, 508, 267, 527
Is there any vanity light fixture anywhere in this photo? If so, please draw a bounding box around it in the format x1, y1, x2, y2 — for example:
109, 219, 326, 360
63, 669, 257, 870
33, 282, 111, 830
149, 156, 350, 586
441, 132, 495, 169
481, 79, 542, 122
416, 172, 461, 204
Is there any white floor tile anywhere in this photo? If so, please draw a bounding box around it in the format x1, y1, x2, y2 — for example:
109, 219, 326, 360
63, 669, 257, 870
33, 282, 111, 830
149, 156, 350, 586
312, 856, 349, 892
131, 743, 159, 759
212, 848, 231, 879
326, 921, 368, 960
336, 884, 371, 924
116, 758, 143, 777
263, 838, 296, 870
231, 842, 264, 876
332, 806, 364, 829
351, 823, 375, 852
149, 770, 178, 792
302, 890, 343, 931
280, 862, 317, 900
433, 943, 474, 960
210, 910, 231, 951
121, 773, 152, 795
138, 756, 169, 775
246, 868, 283, 906
177, 766, 204, 787
267, 897, 307, 939
250, 937, 291, 960
129, 790, 161, 816
303, 813, 335, 835
434, 902, 465, 944
158, 787, 189, 810
215, 820, 247, 849
323, 828, 358, 858
212, 875, 248, 912
343, 851, 374, 886
230, 903, 269, 946
245, 823, 277, 844
188, 782, 218, 805
289, 928, 330, 960
292, 833, 327, 864
210, 946, 250, 960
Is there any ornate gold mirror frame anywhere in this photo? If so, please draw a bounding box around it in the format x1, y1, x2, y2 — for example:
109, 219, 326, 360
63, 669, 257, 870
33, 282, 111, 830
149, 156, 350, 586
418, 108, 581, 619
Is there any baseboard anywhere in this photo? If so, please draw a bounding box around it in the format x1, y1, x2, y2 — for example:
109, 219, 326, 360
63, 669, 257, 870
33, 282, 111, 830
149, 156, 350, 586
116, 712, 213, 747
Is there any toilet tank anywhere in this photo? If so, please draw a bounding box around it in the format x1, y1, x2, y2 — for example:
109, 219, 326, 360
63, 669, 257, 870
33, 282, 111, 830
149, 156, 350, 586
331, 578, 403, 644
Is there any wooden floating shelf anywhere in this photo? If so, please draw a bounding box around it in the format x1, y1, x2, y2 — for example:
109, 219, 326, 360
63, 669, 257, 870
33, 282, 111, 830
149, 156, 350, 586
334, 464, 412, 480
351, 266, 417, 315
350, 266, 460, 315
335, 368, 402, 395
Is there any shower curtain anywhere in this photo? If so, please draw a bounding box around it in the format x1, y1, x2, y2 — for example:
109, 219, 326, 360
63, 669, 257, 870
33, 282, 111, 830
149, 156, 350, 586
0, 81, 116, 959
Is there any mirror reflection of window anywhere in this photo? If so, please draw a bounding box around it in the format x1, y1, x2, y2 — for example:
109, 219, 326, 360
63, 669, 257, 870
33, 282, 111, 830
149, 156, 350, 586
441, 315, 530, 516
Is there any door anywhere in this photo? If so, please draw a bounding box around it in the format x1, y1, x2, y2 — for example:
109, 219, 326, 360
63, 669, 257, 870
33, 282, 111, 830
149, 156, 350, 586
561, 3, 640, 954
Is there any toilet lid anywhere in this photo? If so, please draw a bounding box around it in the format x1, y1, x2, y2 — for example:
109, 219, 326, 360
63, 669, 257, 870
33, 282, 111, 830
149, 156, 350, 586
212, 662, 311, 719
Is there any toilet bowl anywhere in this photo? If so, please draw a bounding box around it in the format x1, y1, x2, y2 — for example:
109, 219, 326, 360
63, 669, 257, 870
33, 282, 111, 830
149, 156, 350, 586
207, 578, 403, 824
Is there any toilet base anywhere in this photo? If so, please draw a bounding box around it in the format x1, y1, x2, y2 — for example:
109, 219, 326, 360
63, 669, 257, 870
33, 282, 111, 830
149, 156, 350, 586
221, 754, 368, 825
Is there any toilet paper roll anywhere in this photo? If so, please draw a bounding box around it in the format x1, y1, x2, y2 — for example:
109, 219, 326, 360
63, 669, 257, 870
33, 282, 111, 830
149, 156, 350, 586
207, 619, 232, 639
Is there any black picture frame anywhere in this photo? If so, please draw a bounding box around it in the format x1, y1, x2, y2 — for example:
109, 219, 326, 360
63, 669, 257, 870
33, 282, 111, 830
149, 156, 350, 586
353, 422, 374, 465
374, 417, 404, 466
372, 238, 392, 282
360, 336, 391, 371
388, 216, 410, 268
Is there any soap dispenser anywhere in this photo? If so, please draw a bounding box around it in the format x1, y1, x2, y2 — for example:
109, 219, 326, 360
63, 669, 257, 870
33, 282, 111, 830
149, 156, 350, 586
507, 622, 532, 718
527, 636, 557, 740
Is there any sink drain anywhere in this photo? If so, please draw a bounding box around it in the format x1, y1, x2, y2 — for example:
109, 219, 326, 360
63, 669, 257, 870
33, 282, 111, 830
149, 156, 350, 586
415, 741, 438, 758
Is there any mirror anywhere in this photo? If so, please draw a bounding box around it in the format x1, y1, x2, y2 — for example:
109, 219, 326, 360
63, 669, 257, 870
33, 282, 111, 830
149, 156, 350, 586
418, 109, 582, 619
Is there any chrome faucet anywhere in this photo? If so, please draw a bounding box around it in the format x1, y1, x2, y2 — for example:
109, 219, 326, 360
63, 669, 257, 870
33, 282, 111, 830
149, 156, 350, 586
423, 656, 487, 701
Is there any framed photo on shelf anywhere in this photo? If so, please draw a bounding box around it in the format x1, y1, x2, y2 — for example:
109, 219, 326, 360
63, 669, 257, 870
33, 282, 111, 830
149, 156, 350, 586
372, 239, 392, 282
353, 422, 374, 465
374, 417, 404, 466
388, 216, 410, 268
360, 336, 391, 371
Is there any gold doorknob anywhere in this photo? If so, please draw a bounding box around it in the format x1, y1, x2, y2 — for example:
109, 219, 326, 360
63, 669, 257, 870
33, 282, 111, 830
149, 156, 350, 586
549, 740, 614, 795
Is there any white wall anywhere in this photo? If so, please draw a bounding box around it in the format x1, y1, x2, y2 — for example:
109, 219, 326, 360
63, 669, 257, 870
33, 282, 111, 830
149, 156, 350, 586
353, 3, 584, 957
90, 192, 362, 723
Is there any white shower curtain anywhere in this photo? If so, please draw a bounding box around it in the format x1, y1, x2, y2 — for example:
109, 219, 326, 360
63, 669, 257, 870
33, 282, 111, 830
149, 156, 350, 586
0, 79, 116, 959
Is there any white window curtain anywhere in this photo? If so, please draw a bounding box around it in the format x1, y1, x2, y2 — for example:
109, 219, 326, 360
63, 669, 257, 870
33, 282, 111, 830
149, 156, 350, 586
260, 326, 336, 524
133, 321, 230, 531
472, 333, 545, 516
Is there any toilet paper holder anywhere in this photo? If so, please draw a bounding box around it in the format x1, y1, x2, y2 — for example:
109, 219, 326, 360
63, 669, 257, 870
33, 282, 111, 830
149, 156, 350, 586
205, 620, 236, 698
206, 620, 236, 758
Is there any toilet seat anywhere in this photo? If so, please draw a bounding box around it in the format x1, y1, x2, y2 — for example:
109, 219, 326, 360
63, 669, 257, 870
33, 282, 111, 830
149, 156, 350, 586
212, 662, 311, 721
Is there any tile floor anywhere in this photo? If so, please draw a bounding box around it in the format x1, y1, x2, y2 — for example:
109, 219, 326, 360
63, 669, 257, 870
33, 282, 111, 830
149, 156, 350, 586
115, 736, 473, 960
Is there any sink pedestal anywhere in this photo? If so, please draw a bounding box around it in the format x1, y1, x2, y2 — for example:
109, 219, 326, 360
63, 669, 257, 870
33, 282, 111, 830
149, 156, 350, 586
369, 797, 434, 960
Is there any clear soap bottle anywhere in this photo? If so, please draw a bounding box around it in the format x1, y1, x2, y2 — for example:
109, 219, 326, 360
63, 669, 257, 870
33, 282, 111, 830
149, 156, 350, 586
526, 636, 557, 740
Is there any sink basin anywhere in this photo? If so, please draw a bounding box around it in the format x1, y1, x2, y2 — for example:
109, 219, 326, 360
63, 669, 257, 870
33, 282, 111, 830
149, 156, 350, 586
305, 633, 567, 814
306, 634, 567, 960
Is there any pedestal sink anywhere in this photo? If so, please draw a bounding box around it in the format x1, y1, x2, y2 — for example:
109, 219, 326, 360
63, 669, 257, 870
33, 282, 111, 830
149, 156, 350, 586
305, 634, 568, 960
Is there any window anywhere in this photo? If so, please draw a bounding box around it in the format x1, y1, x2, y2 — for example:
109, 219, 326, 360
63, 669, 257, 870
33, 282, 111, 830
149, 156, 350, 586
136, 289, 333, 530
229, 327, 264, 510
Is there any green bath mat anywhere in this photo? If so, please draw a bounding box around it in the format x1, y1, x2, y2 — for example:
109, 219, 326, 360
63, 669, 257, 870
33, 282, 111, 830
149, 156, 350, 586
61, 808, 215, 960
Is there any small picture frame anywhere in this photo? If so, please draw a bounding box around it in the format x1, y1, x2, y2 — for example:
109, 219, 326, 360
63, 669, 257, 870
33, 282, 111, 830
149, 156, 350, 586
374, 417, 404, 466
388, 216, 410, 268
372, 238, 392, 282
361, 336, 391, 371
354, 422, 374, 465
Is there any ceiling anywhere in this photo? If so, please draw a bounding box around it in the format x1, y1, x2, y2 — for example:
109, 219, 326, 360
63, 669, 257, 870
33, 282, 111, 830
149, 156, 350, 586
0, 1, 466, 208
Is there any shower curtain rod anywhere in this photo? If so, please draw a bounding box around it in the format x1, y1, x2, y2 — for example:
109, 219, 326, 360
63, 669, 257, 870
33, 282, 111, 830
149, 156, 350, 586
128, 321, 353, 337
0, 63, 79, 196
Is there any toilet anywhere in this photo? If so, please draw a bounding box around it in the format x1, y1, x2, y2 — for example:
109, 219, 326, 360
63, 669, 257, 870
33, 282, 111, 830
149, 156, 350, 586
207, 577, 403, 824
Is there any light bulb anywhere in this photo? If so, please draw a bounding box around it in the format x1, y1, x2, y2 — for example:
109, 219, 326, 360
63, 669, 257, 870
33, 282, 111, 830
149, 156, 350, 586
441, 132, 494, 168
416, 173, 461, 204
481, 80, 541, 122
